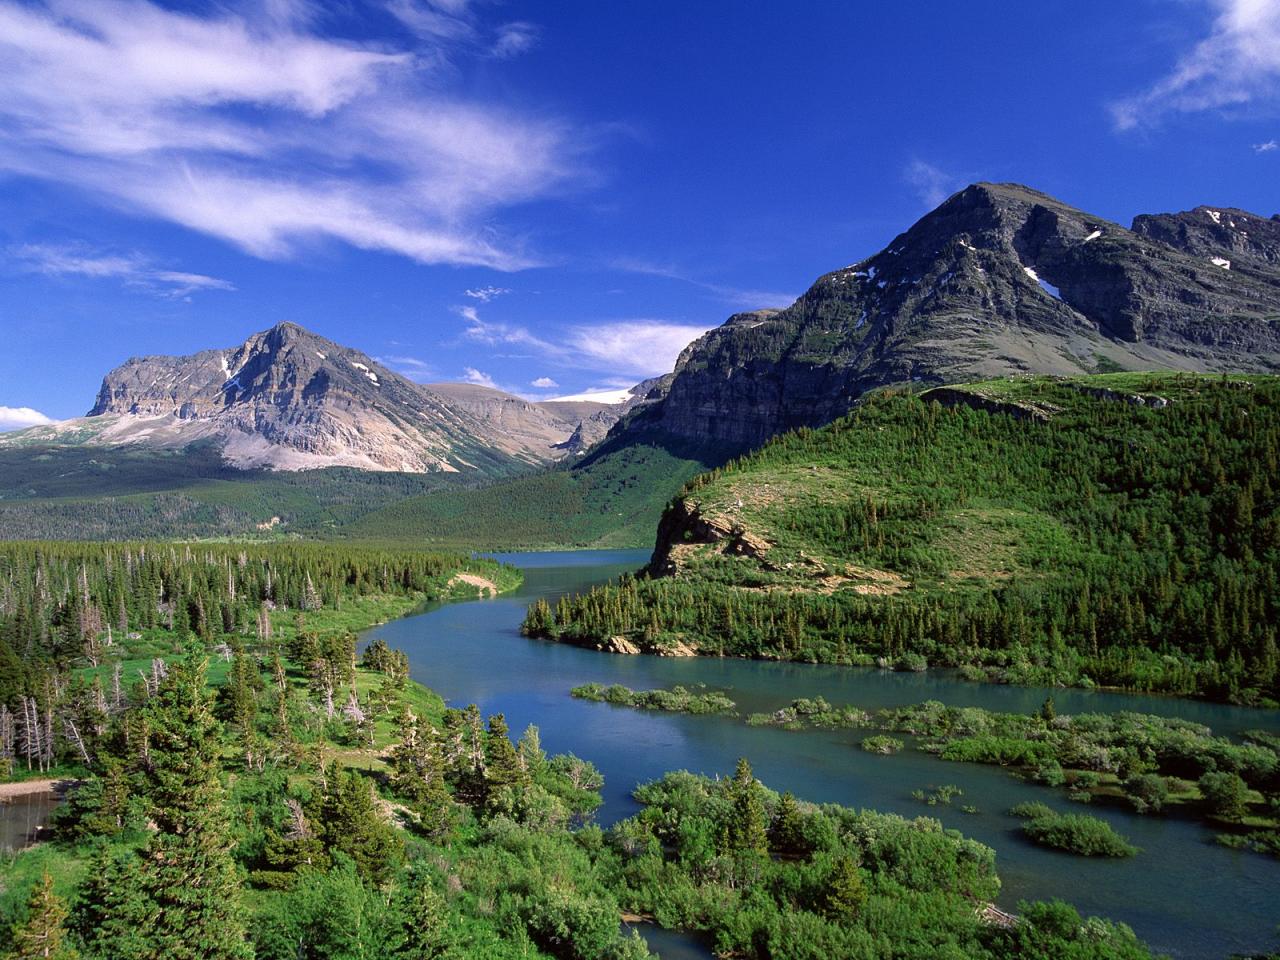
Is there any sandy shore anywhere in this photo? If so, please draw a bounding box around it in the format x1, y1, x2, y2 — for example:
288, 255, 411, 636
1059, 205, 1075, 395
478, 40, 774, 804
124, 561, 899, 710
0, 778, 73, 799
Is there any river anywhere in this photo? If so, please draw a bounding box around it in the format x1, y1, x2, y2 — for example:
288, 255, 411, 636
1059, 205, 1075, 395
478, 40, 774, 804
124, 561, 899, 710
368, 549, 1280, 960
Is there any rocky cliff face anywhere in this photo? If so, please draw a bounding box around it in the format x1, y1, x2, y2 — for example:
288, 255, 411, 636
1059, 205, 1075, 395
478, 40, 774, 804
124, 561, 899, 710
636, 183, 1280, 446
1131, 206, 1280, 275
16, 322, 630, 472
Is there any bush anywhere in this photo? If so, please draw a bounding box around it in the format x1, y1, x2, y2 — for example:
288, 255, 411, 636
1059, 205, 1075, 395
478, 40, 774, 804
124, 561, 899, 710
860, 735, 904, 755
1123, 774, 1170, 814
1021, 813, 1138, 857
1198, 771, 1251, 821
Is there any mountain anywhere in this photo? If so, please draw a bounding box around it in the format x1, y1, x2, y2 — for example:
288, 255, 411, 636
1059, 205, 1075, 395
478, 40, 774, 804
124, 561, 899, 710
3, 322, 628, 473
624, 183, 1280, 446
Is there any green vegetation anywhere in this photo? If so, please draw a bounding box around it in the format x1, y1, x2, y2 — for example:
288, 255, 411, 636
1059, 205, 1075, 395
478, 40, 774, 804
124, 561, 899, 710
610, 766, 1156, 958
526, 374, 1280, 704
570, 683, 736, 715
860, 735, 904, 754
0, 430, 732, 549
0, 540, 1163, 960
587, 691, 1280, 854
343, 432, 735, 548
0, 539, 518, 775
1009, 806, 1139, 858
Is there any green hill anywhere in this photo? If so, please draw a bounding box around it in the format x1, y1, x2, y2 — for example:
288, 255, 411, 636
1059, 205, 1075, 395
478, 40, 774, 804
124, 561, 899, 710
525, 373, 1280, 704
0, 430, 733, 549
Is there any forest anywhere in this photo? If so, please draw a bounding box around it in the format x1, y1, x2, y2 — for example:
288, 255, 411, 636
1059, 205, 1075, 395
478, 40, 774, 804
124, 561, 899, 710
525, 374, 1280, 704
0, 603, 1163, 959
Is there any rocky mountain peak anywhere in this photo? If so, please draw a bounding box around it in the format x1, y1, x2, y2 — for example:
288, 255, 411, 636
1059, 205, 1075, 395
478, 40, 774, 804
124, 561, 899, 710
32, 322, 639, 473
630, 182, 1280, 447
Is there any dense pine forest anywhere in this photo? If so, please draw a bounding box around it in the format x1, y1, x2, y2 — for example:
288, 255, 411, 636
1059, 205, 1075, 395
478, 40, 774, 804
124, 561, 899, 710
525, 374, 1280, 704
0, 537, 1161, 959
0, 540, 518, 771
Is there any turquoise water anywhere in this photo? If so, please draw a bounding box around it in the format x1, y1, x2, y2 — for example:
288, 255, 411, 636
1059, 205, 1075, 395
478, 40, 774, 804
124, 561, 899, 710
370, 549, 1280, 960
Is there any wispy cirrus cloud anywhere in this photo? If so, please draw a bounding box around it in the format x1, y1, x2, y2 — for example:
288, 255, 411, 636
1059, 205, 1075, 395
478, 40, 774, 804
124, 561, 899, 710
464, 285, 512, 302
610, 257, 796, 308
566, 320, 709, 377
1255, 139, 1278, 152
0, 405, 56, 432
1111, 0, 1280, 130
903, 159, 962, 209
10, 243, 234, 299
377, 353, 437, 382
458, 301, 708, 379
0, 0, 581, 270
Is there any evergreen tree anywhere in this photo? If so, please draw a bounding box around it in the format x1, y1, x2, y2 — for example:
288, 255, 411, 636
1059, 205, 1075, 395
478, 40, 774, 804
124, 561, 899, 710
722, 757, 768, 855
769, 791, 806, 857
89, 656, 254, 960
483, 713, 526, 806
822, 854, 868, 919
314, 762, 402, 885
5, 871, 78, 960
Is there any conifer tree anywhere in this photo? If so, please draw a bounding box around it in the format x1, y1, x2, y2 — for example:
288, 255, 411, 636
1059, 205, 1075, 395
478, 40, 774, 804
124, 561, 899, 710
723, 757, 768, 855
483, 713, 526, 806
5, 871, 78, 960
314, 761, 402, 885
97, 655, 254, 960
769, 790, 806, 857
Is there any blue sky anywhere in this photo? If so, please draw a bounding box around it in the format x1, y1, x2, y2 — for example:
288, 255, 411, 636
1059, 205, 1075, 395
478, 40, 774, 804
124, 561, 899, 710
1, 0, 1278, 427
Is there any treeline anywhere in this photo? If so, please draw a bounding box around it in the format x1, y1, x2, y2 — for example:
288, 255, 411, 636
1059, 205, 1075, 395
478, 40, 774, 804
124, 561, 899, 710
0, 540, 514, 775
526, 376, 1280, 703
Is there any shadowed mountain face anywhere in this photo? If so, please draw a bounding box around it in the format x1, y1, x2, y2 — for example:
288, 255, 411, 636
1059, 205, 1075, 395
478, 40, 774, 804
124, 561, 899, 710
633, 183, 1280, 446
12, 322, 628, 473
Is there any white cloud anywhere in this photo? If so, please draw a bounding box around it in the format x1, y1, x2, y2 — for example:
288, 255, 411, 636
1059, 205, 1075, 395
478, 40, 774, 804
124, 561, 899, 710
1112, 0, 1280, 130
459, 307, 559, 354
904, 159, 960, 209
464, 285, 511, 301
530, 376, 558, 388
609, 257, 796, 308
1255, 139, 1279, 152
0, 0, 581, 270
462, 367, 498, 388
10, 243, 234, 298
377, 354, 436, 381
491, 22, 537, 59
0, 405, 56, 432
567, 321, 709, 378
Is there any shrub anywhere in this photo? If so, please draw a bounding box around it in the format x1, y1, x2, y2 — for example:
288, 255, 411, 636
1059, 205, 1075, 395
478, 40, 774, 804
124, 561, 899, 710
1123, 774, 1170, 814
1021, 813, 1138, 857
860, 735, 904, 755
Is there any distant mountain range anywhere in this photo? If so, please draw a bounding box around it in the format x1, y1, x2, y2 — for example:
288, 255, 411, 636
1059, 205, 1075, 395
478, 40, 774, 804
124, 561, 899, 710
3, 321, 654, 473
6, 182, 1279, 483
622, 182, 1280, 446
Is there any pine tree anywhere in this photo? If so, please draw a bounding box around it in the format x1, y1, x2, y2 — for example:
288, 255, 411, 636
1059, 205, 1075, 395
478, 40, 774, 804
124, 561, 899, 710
722, 757, 768, 855
823, 854, 867, 919
395, 872, 450, 959
5, 872, 78, 960
314, 762, 403, 884
483, 713, 526, 807
769, 790, 806, 857
95, 655, 254, 960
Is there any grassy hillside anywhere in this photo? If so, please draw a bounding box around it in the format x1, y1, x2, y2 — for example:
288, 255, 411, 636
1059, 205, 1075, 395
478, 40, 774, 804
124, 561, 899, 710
526, 373, 1280, 704
0, 430, 731, 549
342, 430, 737, 549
